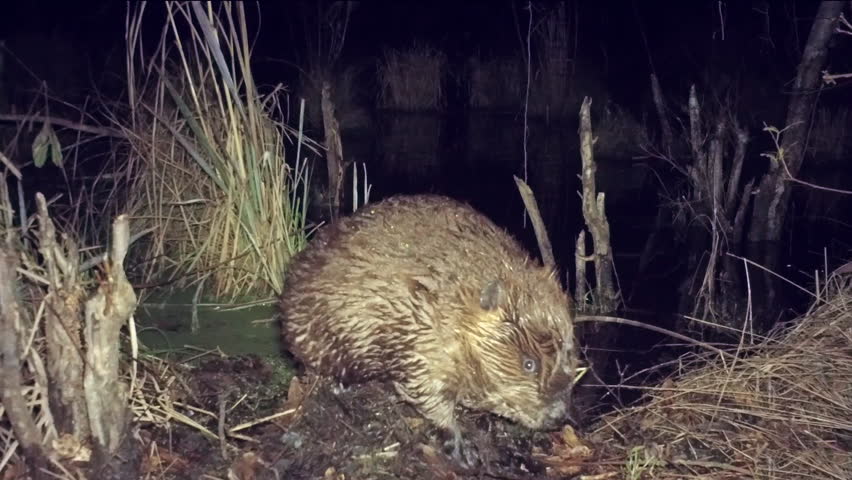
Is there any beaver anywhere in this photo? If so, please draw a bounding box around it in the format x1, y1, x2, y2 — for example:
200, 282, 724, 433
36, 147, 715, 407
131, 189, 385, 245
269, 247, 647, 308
278, 194, 577, 464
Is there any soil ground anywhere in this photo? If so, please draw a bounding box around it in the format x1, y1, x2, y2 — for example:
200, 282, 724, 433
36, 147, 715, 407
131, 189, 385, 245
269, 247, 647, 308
133, 291, 594, 479
138, 354, 594, 479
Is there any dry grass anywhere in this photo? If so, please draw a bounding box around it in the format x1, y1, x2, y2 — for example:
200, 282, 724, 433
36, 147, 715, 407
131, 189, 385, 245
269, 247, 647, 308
0, 182, 105, 478
122, 2, 322, 298
377, 43, 447, 111
589, 274, 852, 479
129, 353, 224, 445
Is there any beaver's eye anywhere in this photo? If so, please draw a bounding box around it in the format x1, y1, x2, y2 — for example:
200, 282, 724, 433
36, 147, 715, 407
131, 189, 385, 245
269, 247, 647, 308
522, 356, 538, 374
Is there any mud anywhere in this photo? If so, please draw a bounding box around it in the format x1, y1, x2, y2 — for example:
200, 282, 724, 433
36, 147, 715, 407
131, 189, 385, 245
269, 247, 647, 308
136, 355, 594, 479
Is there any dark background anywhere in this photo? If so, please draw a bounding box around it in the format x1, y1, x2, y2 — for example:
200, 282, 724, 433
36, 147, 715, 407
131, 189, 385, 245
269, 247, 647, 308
2, 0, 850, 349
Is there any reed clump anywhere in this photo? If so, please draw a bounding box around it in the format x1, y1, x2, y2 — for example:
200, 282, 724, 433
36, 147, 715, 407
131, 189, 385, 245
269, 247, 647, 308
123, 2, 321, 298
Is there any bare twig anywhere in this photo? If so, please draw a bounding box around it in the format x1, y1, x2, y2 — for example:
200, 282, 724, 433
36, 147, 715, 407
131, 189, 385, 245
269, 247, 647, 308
0, 114, 124, 138
577, 97, 619, 312
218, 393, 229, 461
513, 176, 555, 268
0, 152, 23, 180
650, 74, 674, 157
574, 315, 732, 358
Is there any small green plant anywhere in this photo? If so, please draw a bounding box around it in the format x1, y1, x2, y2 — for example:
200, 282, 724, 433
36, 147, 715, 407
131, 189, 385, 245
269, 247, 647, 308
625, 445, 664, 480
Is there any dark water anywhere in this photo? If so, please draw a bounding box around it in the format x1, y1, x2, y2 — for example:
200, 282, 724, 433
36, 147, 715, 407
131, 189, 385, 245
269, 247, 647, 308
336, 110, 850, 316
360, 112, 850, 288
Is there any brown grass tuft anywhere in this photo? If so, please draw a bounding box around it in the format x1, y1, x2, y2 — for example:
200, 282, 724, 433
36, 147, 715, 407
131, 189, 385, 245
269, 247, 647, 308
589, 274, 852, 479
122, 2, 322, 298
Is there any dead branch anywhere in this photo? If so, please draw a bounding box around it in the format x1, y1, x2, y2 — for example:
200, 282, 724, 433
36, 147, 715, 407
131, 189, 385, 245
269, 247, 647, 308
36, 193, 89, 439
577, 97, 619, 312
710, 122, 726, 225
0, 114, 124, 138
574, 231, 588, 306
321, 81, 344, 221
0, 152, 23, 180
0, 245, 48, 474
574, 315, 730, 358
732, 179, 755, 244
513, 175, 555, 268
687, 85, 704, 174
83, 213, 137, 455
724, 124, 749, 215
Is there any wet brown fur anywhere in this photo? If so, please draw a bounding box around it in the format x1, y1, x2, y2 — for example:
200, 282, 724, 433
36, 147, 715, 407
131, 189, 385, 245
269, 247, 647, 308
278, 194, 577, 444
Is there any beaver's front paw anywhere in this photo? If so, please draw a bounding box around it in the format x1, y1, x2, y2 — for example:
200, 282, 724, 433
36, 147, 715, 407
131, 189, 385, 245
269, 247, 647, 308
441, 427, 481, 469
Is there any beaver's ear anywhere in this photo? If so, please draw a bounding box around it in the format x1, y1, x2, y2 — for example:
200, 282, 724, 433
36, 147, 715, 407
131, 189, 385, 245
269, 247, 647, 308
479, 279, 504, 311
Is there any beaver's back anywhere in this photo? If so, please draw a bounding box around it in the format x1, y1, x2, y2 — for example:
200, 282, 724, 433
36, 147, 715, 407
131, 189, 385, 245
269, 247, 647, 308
278, 194, 535, 383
